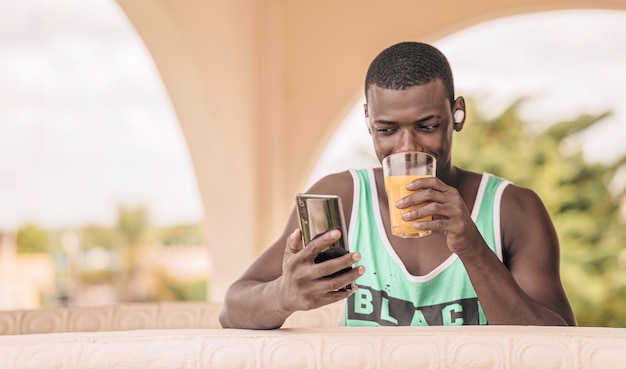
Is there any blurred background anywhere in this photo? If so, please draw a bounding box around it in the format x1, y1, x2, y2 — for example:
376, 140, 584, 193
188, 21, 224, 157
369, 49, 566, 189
0, 0, 625, 327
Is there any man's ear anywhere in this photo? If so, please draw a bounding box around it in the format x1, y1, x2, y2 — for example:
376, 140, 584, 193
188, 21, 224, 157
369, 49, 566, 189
452, 96, 466, 132
364, 103, 371, 134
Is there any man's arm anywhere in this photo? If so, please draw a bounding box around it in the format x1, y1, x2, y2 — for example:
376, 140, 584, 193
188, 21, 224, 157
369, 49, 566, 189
219, 225, 361, 329
219, 172, 364, 329
403, 178, 576, 326
474, 184, 576, 325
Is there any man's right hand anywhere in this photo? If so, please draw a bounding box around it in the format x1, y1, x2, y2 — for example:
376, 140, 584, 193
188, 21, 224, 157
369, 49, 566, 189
276, 228, 364, 314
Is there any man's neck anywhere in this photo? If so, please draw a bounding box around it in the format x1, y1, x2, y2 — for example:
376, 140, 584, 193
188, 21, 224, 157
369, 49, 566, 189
438, 164, 464, 188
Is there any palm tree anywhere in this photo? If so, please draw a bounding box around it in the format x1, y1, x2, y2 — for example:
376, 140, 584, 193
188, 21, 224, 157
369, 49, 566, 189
114, 205, 153, 302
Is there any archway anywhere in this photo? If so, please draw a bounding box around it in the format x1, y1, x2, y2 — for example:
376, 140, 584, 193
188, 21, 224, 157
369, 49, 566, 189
116, 0, 626, 301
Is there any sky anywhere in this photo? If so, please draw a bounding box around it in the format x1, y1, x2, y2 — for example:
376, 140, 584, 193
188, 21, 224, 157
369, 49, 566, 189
1, 2, 625, 229
0, 0, 203, 228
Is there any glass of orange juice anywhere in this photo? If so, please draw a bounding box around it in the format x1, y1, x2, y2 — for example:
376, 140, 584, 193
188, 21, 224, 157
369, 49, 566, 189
382, 151, 436, 238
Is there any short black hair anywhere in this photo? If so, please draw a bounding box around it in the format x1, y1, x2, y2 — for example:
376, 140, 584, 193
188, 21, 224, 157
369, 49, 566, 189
365, 41, 455, 105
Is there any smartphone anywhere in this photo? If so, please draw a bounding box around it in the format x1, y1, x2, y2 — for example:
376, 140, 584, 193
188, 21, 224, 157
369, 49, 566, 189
296, 194, 352, 290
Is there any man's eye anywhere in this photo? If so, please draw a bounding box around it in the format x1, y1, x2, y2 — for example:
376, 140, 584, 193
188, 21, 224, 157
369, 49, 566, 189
419, 124, 439, 131
375, 128, 397, 134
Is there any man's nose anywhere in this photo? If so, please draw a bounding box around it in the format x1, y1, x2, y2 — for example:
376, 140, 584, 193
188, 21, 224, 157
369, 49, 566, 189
395, 129, 424, 153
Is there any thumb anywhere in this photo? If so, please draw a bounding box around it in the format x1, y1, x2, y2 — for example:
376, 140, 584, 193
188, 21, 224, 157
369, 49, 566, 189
286, 228, 304, 255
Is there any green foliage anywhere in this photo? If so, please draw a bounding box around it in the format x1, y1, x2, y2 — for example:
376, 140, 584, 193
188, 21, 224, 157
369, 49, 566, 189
11, 206, 208, 304
545, 112, 612, 141
116, 205, 151, 245
16, 224, 49, 253
156, 223, 206, 246
153, 270, 207, 301
453, 98, 626, 327
80, 224, 119, 250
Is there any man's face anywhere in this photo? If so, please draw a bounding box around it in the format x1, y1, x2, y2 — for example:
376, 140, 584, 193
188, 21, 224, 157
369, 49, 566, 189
365, 79, 459, 174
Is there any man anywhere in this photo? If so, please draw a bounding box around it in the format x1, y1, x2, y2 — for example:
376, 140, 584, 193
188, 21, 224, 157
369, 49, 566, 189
219, 41, 576, 329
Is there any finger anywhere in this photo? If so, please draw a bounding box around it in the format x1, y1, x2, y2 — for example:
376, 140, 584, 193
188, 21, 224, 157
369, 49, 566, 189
325, 265, 365, 292
408, 198, 468, 224
308, 286, 357, 310
400, 185, 449, 205
301, 229, 342, 263
311, 251, 361, 279
396, 186, 440, 210
406, 176, 445, 191
400, 201, 441, 221
411, 218, 447, 232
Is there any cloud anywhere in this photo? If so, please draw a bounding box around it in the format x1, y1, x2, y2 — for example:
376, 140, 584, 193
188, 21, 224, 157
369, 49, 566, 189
0, 0, 202, 229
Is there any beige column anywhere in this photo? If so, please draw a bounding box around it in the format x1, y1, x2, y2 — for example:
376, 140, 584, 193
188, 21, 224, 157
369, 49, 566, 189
117, 0, 263, 301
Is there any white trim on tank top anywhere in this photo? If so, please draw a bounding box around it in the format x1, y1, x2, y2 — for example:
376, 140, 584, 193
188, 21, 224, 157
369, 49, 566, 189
493, 178, 511, 261
348, 169, 361, 245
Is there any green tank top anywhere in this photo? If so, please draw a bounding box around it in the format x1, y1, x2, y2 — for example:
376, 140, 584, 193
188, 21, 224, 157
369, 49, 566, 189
342, 168, 510, 326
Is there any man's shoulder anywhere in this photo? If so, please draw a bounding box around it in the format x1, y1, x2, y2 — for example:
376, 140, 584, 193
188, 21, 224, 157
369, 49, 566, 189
501, 182, 544, 207
499, 180, 550, 236
462, 170, 515, 190
307, 170, 355, 197
306, 170, 358, 220
471, 171, 543, 209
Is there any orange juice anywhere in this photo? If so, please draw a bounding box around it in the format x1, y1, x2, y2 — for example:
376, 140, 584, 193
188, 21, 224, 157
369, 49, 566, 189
384, 174, 433, 238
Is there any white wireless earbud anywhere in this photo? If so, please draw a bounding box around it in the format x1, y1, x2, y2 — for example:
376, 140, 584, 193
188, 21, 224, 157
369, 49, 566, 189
454, 110, 465, 123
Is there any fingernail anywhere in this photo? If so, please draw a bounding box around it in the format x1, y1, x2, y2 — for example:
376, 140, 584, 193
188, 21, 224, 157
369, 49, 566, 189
358, 266, 365, 275
352, 253, 361, 262
329, 230, 340, 238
